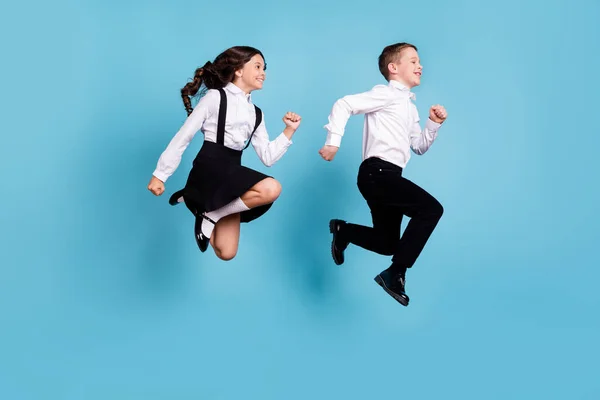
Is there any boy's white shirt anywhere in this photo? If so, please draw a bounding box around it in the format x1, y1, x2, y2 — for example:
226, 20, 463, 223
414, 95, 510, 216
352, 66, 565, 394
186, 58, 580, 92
324, 79, 441, 168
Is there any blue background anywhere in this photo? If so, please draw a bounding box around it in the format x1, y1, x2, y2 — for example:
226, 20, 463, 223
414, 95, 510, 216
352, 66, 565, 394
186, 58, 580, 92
2, 0, 599, 398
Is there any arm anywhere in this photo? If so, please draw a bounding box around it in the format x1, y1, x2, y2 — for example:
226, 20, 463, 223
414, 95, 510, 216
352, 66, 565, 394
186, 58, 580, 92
152, 89, 218, 182
409, 118, 441, 155
323, 85, 392, 148
250, 112, 299, 167
409, 104, 445, 155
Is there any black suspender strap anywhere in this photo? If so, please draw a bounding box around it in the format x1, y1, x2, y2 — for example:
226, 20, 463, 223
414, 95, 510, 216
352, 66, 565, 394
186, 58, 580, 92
216, 88, 227, 145
216, 87, 262, 151
243, 105, 262, 150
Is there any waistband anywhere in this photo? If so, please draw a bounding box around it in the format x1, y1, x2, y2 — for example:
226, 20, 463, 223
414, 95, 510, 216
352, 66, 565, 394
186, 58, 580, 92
360, 157, 403, 172
195, 140, 242, 164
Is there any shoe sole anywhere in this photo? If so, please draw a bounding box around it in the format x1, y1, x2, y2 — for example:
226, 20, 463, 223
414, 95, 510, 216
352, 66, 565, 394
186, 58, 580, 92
374, 275, 409, 306
329, 219, 344, 265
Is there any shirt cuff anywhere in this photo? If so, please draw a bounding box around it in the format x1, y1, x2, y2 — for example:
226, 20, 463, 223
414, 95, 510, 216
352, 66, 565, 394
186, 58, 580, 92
152, 170, 169, 183
325, 132, 342, 147
426, 118, 442, 131
277, 132, 293, 146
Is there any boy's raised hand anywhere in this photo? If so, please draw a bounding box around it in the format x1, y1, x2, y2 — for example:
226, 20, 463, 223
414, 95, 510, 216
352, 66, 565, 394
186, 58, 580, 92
319, 145, 339, 161
148, 176, 165, 196
429, 104, 447, 124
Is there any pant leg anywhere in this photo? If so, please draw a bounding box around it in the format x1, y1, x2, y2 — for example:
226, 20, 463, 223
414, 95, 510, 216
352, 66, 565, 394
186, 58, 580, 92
383, 177, 444, 272
339, 159, 403, 255
344, 157, 443, 273
342, 203, 403, 256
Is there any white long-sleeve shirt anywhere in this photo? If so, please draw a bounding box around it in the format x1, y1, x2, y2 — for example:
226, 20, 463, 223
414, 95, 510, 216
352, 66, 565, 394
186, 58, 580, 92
324, 79, 441, 169
153, 82, 293, 182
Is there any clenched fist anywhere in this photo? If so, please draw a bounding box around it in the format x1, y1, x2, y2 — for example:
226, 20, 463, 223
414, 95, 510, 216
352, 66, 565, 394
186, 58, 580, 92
148, 176, 165, 196
319, 145, 339, 161
283, 112, 302, 130
429, 105, 447, 124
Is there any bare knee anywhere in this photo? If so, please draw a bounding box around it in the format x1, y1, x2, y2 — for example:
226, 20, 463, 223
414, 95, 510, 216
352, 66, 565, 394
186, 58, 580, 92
214, 246, 238, 261
259, 178, 281, 203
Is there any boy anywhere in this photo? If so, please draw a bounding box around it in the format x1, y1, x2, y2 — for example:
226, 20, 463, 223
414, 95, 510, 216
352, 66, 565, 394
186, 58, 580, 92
319, 42, 447, 307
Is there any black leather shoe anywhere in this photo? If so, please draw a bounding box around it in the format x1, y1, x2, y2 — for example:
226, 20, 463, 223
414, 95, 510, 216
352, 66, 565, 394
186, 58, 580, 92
169, 189, 185, 206
374, 269, 409, 306
329, 219, 348, 265
194, 217, 209, 253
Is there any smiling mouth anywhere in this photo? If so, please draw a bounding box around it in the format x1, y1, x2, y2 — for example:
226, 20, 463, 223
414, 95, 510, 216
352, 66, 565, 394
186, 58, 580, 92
415, 72, 421, 76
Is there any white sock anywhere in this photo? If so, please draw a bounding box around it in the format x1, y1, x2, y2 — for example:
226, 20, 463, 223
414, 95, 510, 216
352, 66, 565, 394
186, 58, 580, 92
201, 197, 250, 238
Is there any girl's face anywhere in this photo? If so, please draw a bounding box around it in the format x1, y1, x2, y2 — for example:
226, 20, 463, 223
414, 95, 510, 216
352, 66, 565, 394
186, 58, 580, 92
234, 54, 266, 93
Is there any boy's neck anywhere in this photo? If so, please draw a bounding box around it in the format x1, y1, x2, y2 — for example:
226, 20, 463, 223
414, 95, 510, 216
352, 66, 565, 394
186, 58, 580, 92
388, 77, 413, 89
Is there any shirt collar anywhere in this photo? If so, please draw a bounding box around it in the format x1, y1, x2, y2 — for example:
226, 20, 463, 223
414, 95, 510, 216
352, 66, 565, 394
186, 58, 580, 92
389, 79, 416, 100
225, 82, 252, 102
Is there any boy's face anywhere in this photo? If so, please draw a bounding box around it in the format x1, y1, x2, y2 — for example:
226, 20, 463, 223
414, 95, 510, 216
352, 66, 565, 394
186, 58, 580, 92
390, 47, 422, 88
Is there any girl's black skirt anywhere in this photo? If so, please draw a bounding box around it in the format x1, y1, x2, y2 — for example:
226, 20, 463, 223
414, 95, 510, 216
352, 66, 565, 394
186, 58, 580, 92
171, 140, 272, 223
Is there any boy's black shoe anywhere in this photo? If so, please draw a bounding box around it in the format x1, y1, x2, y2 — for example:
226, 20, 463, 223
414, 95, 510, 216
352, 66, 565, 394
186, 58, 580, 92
374, 269, 409, 306
329, 219, 348, 265
194, 217, 209, 253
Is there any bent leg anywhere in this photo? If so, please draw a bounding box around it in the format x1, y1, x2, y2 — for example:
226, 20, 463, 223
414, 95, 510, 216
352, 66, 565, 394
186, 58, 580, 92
210, 213, 241, 261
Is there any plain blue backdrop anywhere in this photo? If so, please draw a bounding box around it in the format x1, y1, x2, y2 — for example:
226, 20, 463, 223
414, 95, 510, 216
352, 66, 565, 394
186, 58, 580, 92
2, 0, 599, 398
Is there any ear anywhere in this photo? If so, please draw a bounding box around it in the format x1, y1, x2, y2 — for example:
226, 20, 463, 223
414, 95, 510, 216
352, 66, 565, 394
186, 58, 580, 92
234, 68, 244, 78
387, 62, 398, 76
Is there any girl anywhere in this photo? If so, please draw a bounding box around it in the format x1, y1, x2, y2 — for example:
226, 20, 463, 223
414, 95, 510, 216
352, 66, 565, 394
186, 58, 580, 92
147, 46, 301, 260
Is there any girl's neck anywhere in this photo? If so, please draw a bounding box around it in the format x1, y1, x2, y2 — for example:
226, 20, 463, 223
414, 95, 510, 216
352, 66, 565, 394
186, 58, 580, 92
232, 80, 252, 95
